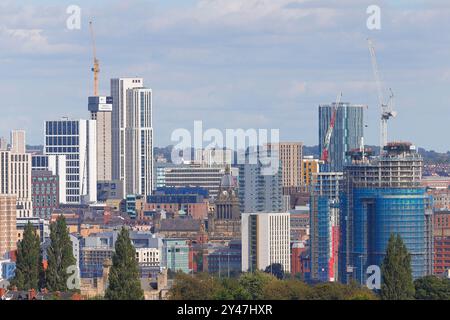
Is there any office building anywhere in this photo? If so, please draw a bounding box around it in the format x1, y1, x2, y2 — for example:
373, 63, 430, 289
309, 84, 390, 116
339, 143, 432, 283
31, 170, 59, 219
32, 154, 67, 204
163, 164, 234, 199
194, 148, 232, 167
309, 172, 343, 282
0, 131, 33, 218
44, 119, 97, 204
0, 194, 17, 258
88, 96, 113, 181
146, 187, 209, 220
162, 239, 191, 274
241, 212, 291, 273
207, 240, 242, 275
318, 102, 365, 172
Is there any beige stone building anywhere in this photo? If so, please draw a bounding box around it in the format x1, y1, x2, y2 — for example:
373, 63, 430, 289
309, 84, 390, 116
0, 131, 32, 218
0, 194, 17, 257
89, 96, 113, 181
268, 142, 303, 187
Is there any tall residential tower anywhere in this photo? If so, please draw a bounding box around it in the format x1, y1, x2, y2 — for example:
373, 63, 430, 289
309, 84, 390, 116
111, 78, 154, 197
319, 102, 365, 172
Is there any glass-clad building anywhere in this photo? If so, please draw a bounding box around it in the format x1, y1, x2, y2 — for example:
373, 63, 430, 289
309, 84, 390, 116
319, 102, 365, 172
339, 143, 433, 284
44, 119, 97, 204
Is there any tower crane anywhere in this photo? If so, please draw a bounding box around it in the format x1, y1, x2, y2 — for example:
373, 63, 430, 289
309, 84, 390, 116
89, 21, 100, 97
321, 92, 343, 163
367, 38, 397, 152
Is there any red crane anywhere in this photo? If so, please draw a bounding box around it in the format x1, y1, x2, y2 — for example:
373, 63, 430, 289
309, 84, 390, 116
321, 93, 342, 162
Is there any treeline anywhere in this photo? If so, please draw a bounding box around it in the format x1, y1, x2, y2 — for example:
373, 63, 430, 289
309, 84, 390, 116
168, 271, 450, 301
168, 272, 378, 300
169, 235, 450, 301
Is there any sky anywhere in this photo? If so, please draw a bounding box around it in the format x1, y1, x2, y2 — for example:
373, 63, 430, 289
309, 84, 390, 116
0, 0, 449, 151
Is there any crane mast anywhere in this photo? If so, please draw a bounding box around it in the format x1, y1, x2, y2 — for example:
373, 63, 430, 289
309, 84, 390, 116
367, 38, 396, 152
89, 21, 100, 97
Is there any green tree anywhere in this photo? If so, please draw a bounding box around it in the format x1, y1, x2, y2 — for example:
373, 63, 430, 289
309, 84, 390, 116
381, 234, 415, 300
45, 215, 76, 292
238, 271, 274, 300
262, 278, 312, 300
10, 222, 41, 290
414, 276, 450, 300
214, 277, 252, 300
169, 272, 221, 300
105, 227, 144, 300
264, 263, 285, 280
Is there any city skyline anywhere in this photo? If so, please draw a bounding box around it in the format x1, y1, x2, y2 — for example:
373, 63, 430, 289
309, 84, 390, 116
1, 1, 449, 152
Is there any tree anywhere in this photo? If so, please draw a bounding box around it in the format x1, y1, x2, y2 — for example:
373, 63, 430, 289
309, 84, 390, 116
45, 215, 76, 292
169, 272, 221, 300
414, 276, 450, 300
381, 234, 415, 300
238, 271, 274, 300
105, 227, 144, 300
10, 222, 41, 290
264, 263, 285, 280
262, 278, 312, 300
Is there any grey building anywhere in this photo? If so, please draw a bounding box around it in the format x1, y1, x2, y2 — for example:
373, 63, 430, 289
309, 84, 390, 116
97, 180, 124, 201
318, 102, 365, 172
238, 150, 283, 213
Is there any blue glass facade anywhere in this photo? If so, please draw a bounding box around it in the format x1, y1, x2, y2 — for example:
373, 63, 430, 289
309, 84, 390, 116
339, 187, 428, 283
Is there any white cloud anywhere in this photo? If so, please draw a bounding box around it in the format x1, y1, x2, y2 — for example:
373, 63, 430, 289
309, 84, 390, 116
0, 27, 82, 54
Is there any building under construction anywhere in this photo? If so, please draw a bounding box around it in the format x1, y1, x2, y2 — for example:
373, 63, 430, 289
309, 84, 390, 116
339, 142, 433, 284
309, 171, 343, 282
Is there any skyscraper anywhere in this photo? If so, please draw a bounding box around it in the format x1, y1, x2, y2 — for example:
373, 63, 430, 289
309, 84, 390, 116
238, 149, 283, 213
309, 172, 343, 282
339, 143, 432, 283
44, 119, 97, 204
111, 78, 144, 192
124, 87, 154, 197
0, 131, 33, 218
88, 96, 113, 181
319, 102, 365, 172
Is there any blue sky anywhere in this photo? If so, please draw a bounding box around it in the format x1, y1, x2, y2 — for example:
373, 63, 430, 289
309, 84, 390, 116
0, 0, 449, 151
